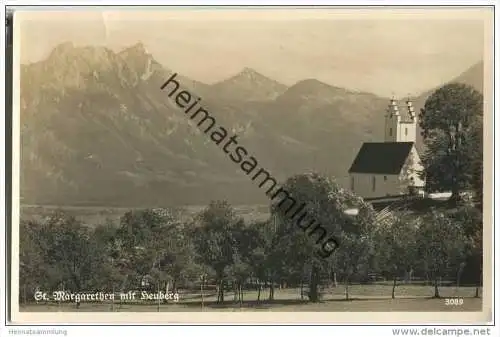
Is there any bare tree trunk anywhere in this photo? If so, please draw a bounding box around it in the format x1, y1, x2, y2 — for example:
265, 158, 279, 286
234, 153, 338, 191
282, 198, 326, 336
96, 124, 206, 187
257, 280, 261, 302
216, 283, 220, 303
344, 277, 349, 301
220, 279, 225, 303
239, 283, 243, 307
392, 276, 397, 299
264, 279, 267, 300
216, 279, 223, 304
475, 267, 483, 298
309, 266, 320, 302
300, 280, 304, 300
200, 279, 204, 310
433, 277, 440, 298
269, 279, 274, 301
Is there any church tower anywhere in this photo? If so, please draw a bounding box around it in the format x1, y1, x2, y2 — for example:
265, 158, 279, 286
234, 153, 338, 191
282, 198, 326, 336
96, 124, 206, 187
384, 98, 400, 142
384, 98, 417, 143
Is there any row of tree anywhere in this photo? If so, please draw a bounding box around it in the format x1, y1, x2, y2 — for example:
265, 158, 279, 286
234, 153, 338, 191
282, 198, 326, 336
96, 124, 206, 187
19, 174, 482, 305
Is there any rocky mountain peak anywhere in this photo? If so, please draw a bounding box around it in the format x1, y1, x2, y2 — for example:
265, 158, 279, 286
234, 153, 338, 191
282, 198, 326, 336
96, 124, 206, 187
50, 41, 75, 55
239, 67, 263, 79
119, 42, 149, 59
117, 42, 157, 83
211, 67, 288, 101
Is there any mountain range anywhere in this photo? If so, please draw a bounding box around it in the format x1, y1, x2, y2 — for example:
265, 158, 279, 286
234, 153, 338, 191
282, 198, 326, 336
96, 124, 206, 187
19, 42, 484, 207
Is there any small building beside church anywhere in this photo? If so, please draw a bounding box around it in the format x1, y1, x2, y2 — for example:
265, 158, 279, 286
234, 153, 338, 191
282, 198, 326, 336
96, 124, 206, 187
348, 98, 425, 201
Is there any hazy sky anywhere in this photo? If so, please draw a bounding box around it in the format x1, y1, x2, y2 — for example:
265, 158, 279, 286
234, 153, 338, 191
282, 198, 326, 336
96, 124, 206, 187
18, 9, 489, 97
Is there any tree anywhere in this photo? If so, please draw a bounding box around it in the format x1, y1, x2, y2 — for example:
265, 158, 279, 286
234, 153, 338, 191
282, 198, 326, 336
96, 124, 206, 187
191, 200, 241, 304
113, 207, 200, 299
91, 222, 123, 292
449, 206, 483, 294
153, 222, 200, 294
228, 221, 272, 305
267, 213, 311, 301
271, 172, 377, 302
148, 208, 200, 294
332, 231, 375, 301
416, 210, 467, 298
374, 214, 418, 299
37, 212, 107, 307
419, 83, 483, 202
450, 205, 482, 238
19, 220, 49, 303
245, 219, 290, 302
114, 209, 164, 290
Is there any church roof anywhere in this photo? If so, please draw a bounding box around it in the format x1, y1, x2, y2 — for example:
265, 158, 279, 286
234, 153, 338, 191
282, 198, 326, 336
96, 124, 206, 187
348, 142, 414, 174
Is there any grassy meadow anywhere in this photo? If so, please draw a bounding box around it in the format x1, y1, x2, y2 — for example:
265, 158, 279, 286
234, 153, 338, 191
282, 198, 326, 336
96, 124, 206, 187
20, 284, 482, 312
20, 204, 271, 226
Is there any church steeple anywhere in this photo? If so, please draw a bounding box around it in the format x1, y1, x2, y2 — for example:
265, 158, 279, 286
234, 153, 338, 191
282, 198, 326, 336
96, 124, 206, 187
406, 97, 416, 122
389, 97, 400, 117
384, 96, 417, 143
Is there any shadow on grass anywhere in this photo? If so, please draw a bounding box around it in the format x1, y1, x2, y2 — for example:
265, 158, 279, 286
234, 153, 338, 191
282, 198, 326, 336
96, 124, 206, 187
179, 298, 308, 309
175, 295, 454, 309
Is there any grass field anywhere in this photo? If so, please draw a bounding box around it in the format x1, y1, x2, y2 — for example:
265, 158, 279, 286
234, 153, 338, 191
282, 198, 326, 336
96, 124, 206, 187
20, 204, 271, 226
20, 284, 482, 312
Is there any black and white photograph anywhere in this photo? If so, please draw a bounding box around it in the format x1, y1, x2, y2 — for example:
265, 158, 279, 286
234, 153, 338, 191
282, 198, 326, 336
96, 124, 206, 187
7, 6, 494, 325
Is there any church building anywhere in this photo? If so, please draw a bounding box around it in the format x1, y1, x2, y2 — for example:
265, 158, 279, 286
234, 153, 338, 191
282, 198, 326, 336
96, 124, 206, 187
348, 98, 425, 200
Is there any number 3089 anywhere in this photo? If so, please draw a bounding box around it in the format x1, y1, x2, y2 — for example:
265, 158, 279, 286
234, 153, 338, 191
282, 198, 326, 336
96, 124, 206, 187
444, 298, 464, 305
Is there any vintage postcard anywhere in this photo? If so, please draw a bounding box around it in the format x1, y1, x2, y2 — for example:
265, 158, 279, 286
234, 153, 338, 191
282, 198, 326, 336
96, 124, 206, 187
9, 6, 494, 324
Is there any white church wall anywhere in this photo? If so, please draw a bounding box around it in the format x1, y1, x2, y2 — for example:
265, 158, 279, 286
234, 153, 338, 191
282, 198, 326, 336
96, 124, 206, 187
398, 122, 417, 143
399, 147, 425, 188
349, 173, 404, 199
